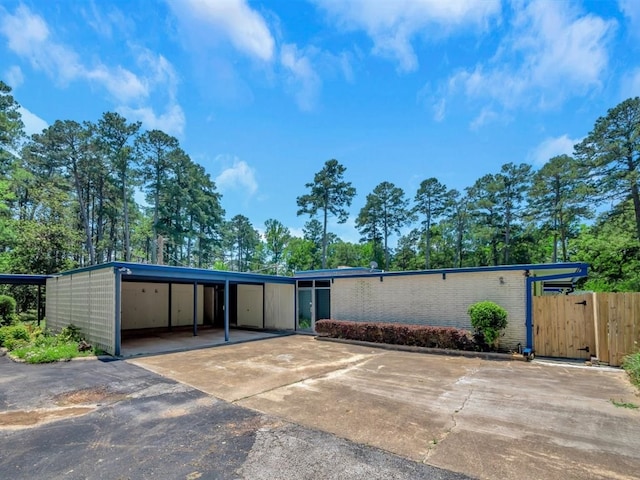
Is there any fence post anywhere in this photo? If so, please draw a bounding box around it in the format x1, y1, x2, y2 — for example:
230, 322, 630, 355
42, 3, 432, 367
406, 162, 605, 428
592, 292, 601, 361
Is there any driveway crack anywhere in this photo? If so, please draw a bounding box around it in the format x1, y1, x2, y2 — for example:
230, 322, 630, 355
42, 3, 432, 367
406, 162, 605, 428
423, 387, 474, 462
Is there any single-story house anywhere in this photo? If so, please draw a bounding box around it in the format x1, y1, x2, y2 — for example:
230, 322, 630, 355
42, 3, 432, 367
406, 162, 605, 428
42, 261, 587, 356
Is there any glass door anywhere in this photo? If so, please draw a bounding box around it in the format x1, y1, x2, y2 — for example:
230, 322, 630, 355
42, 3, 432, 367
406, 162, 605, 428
297, 288, 313, 331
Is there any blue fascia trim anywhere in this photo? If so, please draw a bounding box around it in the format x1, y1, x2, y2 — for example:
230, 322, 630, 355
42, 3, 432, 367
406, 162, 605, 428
58, 262, 295, 285
0, 274, 52, 285
295, 267, 382, 276
525, 264, 589, 351
297, 262, 589, 280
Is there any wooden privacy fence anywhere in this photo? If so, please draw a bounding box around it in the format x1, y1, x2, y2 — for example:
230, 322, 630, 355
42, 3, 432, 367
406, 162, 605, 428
533, 292, 640, 366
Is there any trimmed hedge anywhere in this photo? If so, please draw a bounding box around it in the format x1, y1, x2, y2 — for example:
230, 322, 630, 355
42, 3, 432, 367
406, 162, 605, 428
315, 320, 476, 351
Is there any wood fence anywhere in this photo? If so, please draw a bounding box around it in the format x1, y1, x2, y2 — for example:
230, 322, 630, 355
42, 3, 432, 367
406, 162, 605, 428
533, 292, 640, 366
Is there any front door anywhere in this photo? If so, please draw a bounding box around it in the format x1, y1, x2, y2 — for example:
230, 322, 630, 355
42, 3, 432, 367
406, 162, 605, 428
297, 288, 313, 331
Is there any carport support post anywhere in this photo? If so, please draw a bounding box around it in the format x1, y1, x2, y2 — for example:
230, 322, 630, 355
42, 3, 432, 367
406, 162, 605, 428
193, 281, 198, 336
37, 284, 42, 325
114, 268, 122, 356
168, 283, 172, 332
224, 279, 229, 342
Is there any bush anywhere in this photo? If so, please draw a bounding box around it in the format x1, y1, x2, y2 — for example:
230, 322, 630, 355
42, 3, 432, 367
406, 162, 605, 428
17, 310, 38, 323
0, 324, 30, 348
59, 324, 84, 343
622, 352, 640, 388
315, 320, 476, 351
467, 301, 508, 348
0, 295, 17, 325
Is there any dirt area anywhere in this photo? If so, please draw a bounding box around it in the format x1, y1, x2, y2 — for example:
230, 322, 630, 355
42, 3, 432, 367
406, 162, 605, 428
130, 335, 640, 480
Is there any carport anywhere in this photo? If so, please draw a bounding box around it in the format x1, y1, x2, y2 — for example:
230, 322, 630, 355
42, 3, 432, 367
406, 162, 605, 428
0, 273, 51, 323
45, 262, 296, 356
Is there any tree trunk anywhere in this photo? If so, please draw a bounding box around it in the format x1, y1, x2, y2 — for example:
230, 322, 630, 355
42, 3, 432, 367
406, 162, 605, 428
321, 205, 328, 269
627, 156, 640, 243
122, 171, 130, 262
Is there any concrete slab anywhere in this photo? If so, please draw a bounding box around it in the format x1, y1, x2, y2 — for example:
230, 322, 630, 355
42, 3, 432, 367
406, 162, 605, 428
130, 335, 640, 480
120, 327, 282, 357
0, 355, 468, 480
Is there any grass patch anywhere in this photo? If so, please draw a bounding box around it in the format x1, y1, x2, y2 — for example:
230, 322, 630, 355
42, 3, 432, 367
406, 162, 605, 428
622, 352, 640, 389
1, 322, 99, 364
610, 399, 639, 409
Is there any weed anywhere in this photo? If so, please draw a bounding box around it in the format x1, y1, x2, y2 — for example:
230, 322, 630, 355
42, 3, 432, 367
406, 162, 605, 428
610, 399, 639, 409
622, 352, 640, 389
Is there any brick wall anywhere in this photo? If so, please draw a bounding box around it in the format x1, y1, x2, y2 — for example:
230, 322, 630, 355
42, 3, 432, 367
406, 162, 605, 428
331, 270, 526, 349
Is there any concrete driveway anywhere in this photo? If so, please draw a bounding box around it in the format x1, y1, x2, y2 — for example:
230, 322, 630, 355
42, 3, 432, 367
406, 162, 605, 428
0, 353, 468, 480
130, 335, 640, 480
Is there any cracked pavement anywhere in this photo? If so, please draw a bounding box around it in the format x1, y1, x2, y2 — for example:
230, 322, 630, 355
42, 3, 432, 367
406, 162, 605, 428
131, 335, 640, 480
0, 352, 469, 480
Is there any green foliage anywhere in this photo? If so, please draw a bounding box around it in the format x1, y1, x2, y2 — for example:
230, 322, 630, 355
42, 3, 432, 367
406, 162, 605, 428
0, 294, 17, 324
573, 201, 640, 292
1, 321, 96, 363
575, 96, 640, 243
0, 323, 30, 348
297, 159, 356, 268
356, 181, 411, 270
622, 352, 640, 389
11, 340, 88, 364
315, 320, 476, 350
610, 399, 639, 409
467, 301, 508, 347
59, 324, 84, 343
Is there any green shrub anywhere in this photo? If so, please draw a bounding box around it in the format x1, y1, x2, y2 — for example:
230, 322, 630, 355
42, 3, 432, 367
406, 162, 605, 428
467, 301, 508, 348
59, 324, 84, 343
17, 310, 38, 323
622, 352, 640, 388
0, 324, 30, 348
315, 320, 476, 351
0, 295, 17, 324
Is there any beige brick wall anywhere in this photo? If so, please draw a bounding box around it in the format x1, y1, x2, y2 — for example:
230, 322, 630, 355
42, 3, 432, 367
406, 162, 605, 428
45, 268, 116, 354
331, 270, 526, 349
265, 283, 295, 330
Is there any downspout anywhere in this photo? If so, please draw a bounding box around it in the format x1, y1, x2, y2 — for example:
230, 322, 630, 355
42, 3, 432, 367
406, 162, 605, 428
525, 265, 589, 354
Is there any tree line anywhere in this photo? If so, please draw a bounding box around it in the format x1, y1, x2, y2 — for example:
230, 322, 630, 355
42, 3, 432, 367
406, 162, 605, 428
1, 80, 639, 293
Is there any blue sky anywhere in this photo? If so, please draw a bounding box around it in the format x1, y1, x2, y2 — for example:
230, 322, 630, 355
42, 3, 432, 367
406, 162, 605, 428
1, 0, 639, 244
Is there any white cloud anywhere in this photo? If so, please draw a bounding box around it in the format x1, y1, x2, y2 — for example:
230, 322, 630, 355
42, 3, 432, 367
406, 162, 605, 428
530, 134, 582, 165
280, 43, 321, 111
167, 0, 275, 62
619, 0, 640, 34
0, 5, 184, 134
119, 103, 185, 137
4, 65, 23, 88
621, 68, 640, 98
85, 64, 149, 102
313, 0, 500, 72
440, 0, 616, 124
215, 158, 258, 196
18, 106, 48, 136
470, 107, 500, 130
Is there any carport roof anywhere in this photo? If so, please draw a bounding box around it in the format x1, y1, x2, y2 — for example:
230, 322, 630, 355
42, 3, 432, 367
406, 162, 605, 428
57, 261, 296, 285
0, 273, 51, 285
